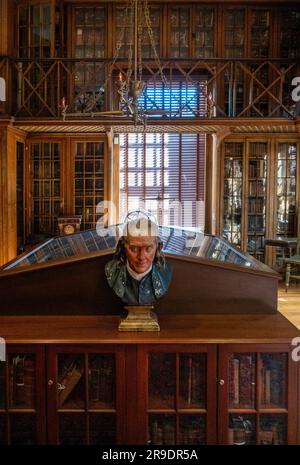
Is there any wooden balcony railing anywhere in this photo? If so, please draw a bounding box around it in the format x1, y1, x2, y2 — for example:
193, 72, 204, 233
0, 57, 299, 119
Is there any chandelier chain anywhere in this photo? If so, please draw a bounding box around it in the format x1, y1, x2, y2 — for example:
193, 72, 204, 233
144, 0, 168, 88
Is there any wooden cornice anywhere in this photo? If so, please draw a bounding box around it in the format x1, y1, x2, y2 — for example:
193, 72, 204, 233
10, 116, 300, 135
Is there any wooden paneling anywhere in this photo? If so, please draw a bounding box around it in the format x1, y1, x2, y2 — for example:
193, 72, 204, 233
0, 250, 278, 315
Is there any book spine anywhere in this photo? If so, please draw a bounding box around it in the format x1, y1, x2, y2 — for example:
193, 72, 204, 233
233, 358, 240, 405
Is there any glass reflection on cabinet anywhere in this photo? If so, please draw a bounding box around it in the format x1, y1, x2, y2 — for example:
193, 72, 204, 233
276, 143, 297, 237
148, 353, 176, 409
223, 143, 243, 245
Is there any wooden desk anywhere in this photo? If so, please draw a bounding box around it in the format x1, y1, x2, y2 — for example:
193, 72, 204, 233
265, 237, 298, 259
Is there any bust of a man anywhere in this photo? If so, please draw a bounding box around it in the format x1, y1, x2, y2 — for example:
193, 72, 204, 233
105, 214, 172, 305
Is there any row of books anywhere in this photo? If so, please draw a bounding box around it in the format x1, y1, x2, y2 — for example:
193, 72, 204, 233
229, 355, 286, 408
261, 354, 286, 406
228, 428, 284, 445
248, 197, 265, 214
248, 159, 266, 178
179, 356, 206, 407
89, 358, 115, 406
58, 359, 84, 408
249, 180, 265, 196
58, 356, 115, 408
229, 355, 255, 408
150, 421, 175, 445
248, 215, 265, 233
150, 421, 206, 445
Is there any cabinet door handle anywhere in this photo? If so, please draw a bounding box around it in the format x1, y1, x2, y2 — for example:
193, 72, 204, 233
48, 379, 54, 386
219, 379, 225, 386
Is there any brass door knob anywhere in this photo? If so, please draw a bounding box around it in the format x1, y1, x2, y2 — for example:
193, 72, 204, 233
48, 379, 54, 386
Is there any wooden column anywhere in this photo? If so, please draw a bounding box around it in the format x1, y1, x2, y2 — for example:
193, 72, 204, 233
0, 124, 18, 266
0, 0, 9, 55
205, 133, 218, 235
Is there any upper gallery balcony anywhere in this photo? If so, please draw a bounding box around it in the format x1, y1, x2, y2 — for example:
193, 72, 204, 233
0, 57, 300, 131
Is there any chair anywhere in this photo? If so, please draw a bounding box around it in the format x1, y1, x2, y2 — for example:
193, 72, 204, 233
284, 208, 300, 292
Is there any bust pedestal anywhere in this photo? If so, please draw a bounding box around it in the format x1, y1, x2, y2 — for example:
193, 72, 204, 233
118, 305, 160, 332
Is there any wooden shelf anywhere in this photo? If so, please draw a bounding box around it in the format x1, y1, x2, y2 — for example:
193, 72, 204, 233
0, 313, 299, 345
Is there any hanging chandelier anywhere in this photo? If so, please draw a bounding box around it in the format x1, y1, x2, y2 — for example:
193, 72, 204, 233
114, 0, 162, 125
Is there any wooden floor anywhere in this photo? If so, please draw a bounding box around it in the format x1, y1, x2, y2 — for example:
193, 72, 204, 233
278, 283, 300, 329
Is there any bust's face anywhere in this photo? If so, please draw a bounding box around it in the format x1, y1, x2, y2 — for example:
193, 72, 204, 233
124, 235, 157, 274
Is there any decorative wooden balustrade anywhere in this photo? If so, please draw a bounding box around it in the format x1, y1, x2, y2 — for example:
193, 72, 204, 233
0, 57, 299, 120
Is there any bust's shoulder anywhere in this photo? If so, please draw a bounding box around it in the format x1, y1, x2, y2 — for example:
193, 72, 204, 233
105, 259, 124, 283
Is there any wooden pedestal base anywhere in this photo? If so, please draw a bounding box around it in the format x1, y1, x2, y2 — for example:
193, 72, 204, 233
119, 305, 160, 332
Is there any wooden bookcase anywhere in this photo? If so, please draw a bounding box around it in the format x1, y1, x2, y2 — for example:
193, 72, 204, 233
25, 136, 107, 239
0, 345, 46, 445
220, 137, 299, 267
0, 314, 299, 445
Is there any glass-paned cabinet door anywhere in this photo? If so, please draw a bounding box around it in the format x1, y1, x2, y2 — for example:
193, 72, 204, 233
169, 7, 190, 58
73, 6, 106, 113
219, 345, 297, 445
223, 143, 243, 246
74, 142, 105, 230
47, 347, 125, 445
276, 143, 297, 237
194, 7, 215, 58
0, 346, 45, 445
9, 353, 36, 408
247, 142, 268, 262
224, 9, 245, 58
280, 9, 300, 59
31, 142, 61, 236
0, 361, 5, 410
250, 9, 270, 58
139, 345, 216, 445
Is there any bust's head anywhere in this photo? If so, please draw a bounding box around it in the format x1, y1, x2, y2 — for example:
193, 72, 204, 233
114, 214, 164, 273
105, 211, 172, 305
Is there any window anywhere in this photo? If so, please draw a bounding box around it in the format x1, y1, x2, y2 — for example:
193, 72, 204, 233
119, 133, 205, 230
140, 77, 207, 117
